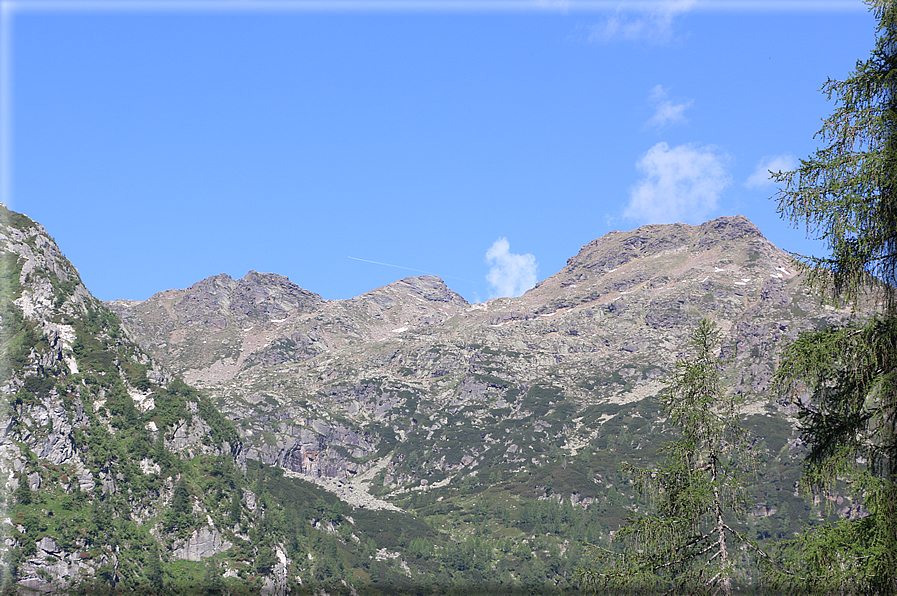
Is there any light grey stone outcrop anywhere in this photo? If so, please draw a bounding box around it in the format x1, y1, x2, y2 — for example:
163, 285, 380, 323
171, 526, 233, 561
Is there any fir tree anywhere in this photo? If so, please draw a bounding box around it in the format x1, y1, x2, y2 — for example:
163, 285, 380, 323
579, 320, 758, 595
228, 487, 242, 527
14, 476, 30, 506
767, 0, 897, 593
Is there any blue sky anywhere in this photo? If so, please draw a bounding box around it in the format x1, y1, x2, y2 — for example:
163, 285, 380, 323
2, 0, 877, 303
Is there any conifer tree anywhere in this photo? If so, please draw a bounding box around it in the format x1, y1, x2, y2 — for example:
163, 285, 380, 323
228, 488, 242, 527
579, 320, 758, 595
767, 0, 897, 592
14, 476, 30, 506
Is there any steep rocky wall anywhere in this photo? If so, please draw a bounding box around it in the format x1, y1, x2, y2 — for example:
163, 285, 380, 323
0, 205, 256, 591
107, 215, 860, 501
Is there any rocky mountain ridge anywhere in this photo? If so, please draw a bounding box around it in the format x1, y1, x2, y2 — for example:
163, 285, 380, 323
1, 204, 866, 593
2, 205, 442, 594
108, 215, 848, 500
109, 272, 467, 386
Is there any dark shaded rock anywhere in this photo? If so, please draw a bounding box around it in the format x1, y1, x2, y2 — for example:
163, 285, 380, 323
761, 277, 791, 306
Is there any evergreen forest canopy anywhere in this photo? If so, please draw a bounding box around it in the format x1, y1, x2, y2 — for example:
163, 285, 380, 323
0, 1, 895, 594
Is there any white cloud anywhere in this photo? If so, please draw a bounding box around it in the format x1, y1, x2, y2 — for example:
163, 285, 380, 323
485, 238, 538, 299
589, 0, 696, 44
745, 154, 797, 188
624, 142, 731, 224
646, 84, 692, 128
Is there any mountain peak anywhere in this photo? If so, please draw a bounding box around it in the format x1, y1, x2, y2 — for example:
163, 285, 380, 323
698, 214, 764, 240
563, 215, 765, 278
384, 275, 469, 306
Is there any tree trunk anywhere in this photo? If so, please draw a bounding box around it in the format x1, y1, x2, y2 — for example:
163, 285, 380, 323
711, 454, 732, 596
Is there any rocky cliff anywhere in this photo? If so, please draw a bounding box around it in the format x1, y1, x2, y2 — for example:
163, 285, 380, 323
109, 215, 849, 503
0, 205, 281, 592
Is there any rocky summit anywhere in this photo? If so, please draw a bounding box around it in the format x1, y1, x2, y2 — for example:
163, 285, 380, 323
1, 205, 864, 594
108, 215, 844, 502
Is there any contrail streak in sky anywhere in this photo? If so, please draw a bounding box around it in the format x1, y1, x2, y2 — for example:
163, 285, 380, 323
348, 256, 475, 283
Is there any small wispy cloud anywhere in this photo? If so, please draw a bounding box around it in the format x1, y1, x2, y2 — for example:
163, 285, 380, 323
624, 142, 731, 224
745, 154, 797, 188
646, 84, 692, 128
588, 0, 696, 44
485, 238, 538, 299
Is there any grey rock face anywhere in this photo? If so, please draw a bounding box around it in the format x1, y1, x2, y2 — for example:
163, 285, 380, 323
172, 526, 233, 562
0, 205, 251, 589
173, 271, 325, 324
110, 215, 862, 505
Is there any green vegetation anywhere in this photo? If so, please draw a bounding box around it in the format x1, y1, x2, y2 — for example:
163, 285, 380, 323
579, 321, 761, 595
765, 0, 897, 592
